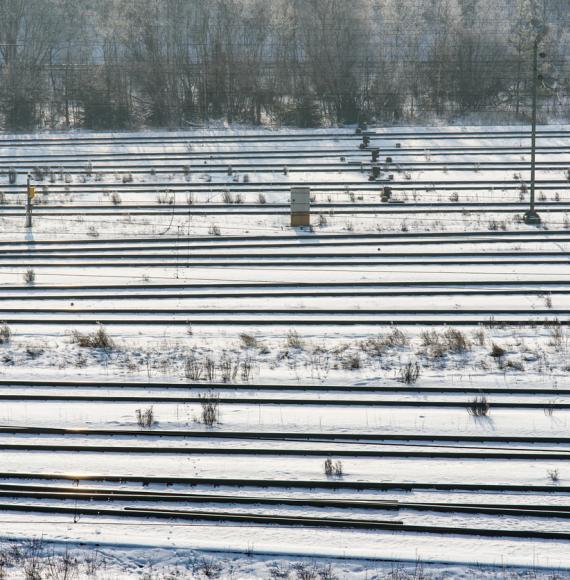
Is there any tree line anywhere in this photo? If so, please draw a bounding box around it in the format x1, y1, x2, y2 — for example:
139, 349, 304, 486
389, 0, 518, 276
0, 0, 568, 130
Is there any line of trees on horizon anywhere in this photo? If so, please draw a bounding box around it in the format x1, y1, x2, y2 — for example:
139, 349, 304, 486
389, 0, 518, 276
0, 0, 568, 130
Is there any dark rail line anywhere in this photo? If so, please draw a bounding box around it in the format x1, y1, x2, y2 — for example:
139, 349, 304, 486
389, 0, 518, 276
0, 316, 565, 326
1, 426, 568, 444
0, 501, 569, 539
0, 380, 566, 397
1, 484, 570, 520
0, 472, 567, 493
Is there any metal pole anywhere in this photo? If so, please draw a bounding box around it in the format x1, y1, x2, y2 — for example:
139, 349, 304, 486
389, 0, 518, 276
25, 173, 32, 228
524, 37, 541, 224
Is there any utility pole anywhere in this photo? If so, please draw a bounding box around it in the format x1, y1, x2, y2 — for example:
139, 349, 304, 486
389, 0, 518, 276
524, 36, 541, 225
25, 173, 35, 229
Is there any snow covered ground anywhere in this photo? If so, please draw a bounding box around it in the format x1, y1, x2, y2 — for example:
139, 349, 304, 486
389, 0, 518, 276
0, 125, 569, 576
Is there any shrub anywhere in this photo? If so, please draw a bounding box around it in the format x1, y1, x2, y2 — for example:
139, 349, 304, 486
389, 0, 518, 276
239, 333, 258, 349
286, 329, 304, 350
23, 268, 35, 285
324, 458, 343, 477
219, 352, 238, 383
548, 468, 560, 482
490, 343, 506, 358
258, 193, 267, 204
185, 352, 203, 381
136, 406, 154, 429
468, 396, 490, 417
398, 361, 421, 384
0, 322, 10, 344
110, 192, 122, 205
342, 353, 362, 370
199, 391, 220, 426
208, 224, 221, 236
70, 325, 114, 349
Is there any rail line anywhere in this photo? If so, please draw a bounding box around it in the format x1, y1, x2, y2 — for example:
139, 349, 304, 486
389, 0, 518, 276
1, 145, 569, 165
0, 472, 566, 493
0, 441, 567, 459
0, 379, 566, 397
0, 128, 567, 145
0, 500, 569, 540
2, 258, 569, 267
4, 205, 570, 217
1, 426, 569, 446
0, 393, 564, 408
2, 161, 570, 174
0, 287, 569, 301
0, 483, 569, 521
0, 316, 564, 326
1, 180, 570, 194
0, 228, 568, 247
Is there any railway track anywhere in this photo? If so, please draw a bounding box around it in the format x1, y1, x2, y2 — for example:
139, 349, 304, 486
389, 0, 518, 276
0, 483, 569, 520
0, 127, 566, 146
2, 481, 570, 521
3, 501, 570, 540
4, 127, 570, 560
3, 205, 570, 217
0, 287, 568, 301
1, 180, 570, 195
0, 316, 563, 326
0, 392, 563, 408
0, 379, 566, 397
1, 228, 569, 247
0, 472, 565, 493
1, 161, 569, 173
0, 441, 568, 459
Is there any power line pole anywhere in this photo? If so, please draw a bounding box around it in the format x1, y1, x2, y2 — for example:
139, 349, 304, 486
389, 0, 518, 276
524, 36, 541, 225
25, 173, 35, 229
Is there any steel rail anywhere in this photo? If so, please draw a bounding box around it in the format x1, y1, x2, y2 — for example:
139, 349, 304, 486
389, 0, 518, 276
1, 501, 570, 539
0, 393, 566, 408
0, 228, 566, 247
1, 484, 570, 519
1, 257, 569, 266
0, 426, 568, 444
0, 381, 566, 396
4, 206, 570, 217
0, 316, 564, 326
0, 288, 569, 301
0, 472, 566, 493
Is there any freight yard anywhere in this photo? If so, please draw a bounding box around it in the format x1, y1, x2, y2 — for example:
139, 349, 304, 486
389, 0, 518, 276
0, 126, 567, 576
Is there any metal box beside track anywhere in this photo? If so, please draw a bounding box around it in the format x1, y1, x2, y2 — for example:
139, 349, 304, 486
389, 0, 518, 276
291, 187, 311, 226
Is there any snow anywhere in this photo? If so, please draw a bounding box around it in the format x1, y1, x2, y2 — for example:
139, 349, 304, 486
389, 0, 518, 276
0, 124, 569, 575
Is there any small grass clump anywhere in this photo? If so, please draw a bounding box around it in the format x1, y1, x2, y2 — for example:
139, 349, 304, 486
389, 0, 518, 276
135, 406, 154, 430
285, 329, 304, 350
398, 361, 421, 384
199, 391, 220, 426
490, 343, 506, 358
239, 333, 258, 349
468, 396, 490, 417
548, 468, 560, 483
420, 328, 471, 358
70, 325, 114, 349
208, 224, 221, 236
324, 458, 343, 477
0, 322, 11, 344
23, 268, 36, 285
